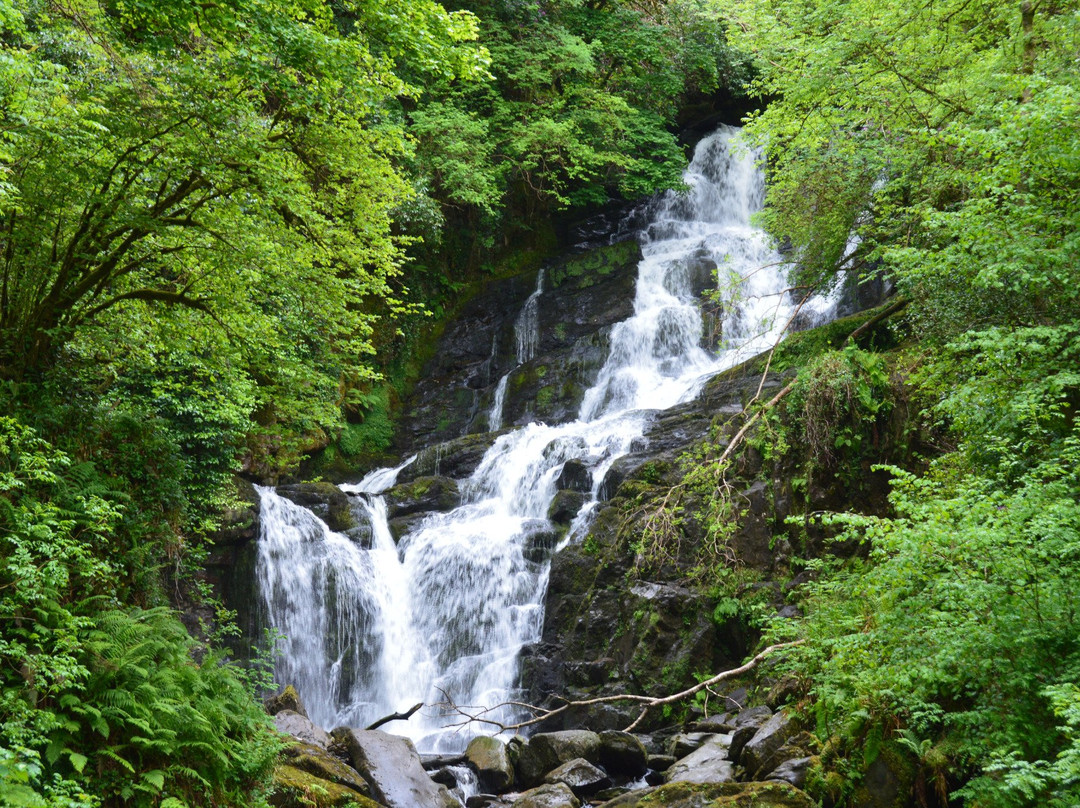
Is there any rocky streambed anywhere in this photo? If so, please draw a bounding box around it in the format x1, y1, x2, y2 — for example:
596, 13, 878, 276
266, 685, 817, 808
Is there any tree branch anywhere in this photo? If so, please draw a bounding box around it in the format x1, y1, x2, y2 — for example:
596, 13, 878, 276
435, 641, 804, 734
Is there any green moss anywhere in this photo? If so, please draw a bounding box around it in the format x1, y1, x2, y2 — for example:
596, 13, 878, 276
549, 240, 640, 289
270, 764, 379, 808
636, 780, 812, 807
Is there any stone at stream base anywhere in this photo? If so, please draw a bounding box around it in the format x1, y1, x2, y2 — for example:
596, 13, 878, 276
511, 782, 582, 808
332, 728, 458, 808
597, 730, 649, 776
543, 757, 612, 797
280, 741, 373, 798
275, 710, 332, 749
739, 712, 799, 779
596, 781, 813, 808
266, 685, 309, 718
767, 757, 813, 790
515, 730, 602, 787
270, 764, 382, 808
665, 735, 735, 786
467, 735, 515, 792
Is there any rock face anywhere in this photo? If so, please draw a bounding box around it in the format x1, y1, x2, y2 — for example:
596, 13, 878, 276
332, 728, 458, 808
395, 239, 643, 455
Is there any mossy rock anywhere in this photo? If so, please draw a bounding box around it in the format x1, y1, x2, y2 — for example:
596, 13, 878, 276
850, 741, 917, 808
549, 240, 642, 291
270, 764, 383, 808
614, 780, 812, 807
283, 741, 372, 797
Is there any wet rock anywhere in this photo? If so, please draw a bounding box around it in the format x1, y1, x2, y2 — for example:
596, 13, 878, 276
274, 710, 331, 749
385, 476, 460, 518
510, 782, 581, 808
468, 796, 513, 808
332, 728, 458, 808
597, 730, 648, 777
516, 730, 602, 787
548, 490, 588, 525
767, 757, 813, 790
595, 780, 813, 808
401, 432, 503, 483
741, 712, 799, 779
556, 461, 593, 493
687, 714, 736, 734
523, 522, 562, 564
281, 740, 372, 798
666, 733, 717, 760
266, 685, 309, 718
543, 757, 612, 797
735, 706, 773, 727
277, 482, 362, 537
665, 734, 735, 785
466, 735, 515, 792
648, 755, 676, 772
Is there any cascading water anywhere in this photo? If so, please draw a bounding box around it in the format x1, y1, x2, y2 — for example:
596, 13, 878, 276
255, 125, 835, 751
488, 269, 544, 432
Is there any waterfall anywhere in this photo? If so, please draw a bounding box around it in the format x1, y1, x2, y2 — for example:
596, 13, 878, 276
488, 269, 544, 431
255, 126, 834, 751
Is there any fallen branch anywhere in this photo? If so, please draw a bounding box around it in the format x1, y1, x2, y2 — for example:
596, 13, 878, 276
435, 640, 804, 734
845, 296, 909, 345
366, 702, 423, 731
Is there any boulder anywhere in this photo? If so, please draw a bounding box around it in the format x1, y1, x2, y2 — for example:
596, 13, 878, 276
597, 730, 648, 777
516, 730, 602, 787
274, 710, 331, 749
767, 757, 813, 790
665, 735, 735, 785
556, 461, 593, 493
741, 712, 799, 779
687, 714, 736, 734
547, 490, 588, 525
266, 685, 308, 718
281, 740, 372, 797
270, 764, 381, 808
543, 757, 611, 797
510, 782, 582, 808
385, 476, 460, 518
728, 707, 773, 764
332, 728, 458, 808
666, 733, 717, 760
466, 735, 515, 792
595, 781, 813, 808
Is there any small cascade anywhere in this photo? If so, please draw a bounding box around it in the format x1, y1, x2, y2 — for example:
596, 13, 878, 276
489, 269, 545, 431
256, 126, 837, 751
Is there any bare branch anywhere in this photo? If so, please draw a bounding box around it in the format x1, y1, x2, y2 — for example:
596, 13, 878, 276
434, 641, 804, 734
366, 702, 423, 731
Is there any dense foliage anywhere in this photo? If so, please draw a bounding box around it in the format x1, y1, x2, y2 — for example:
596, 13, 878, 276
0, 0, 750, 804
722, 0, 1080, 803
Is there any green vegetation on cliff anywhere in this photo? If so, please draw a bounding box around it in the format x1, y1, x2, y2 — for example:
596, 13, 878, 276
714, 0, 1080, 804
